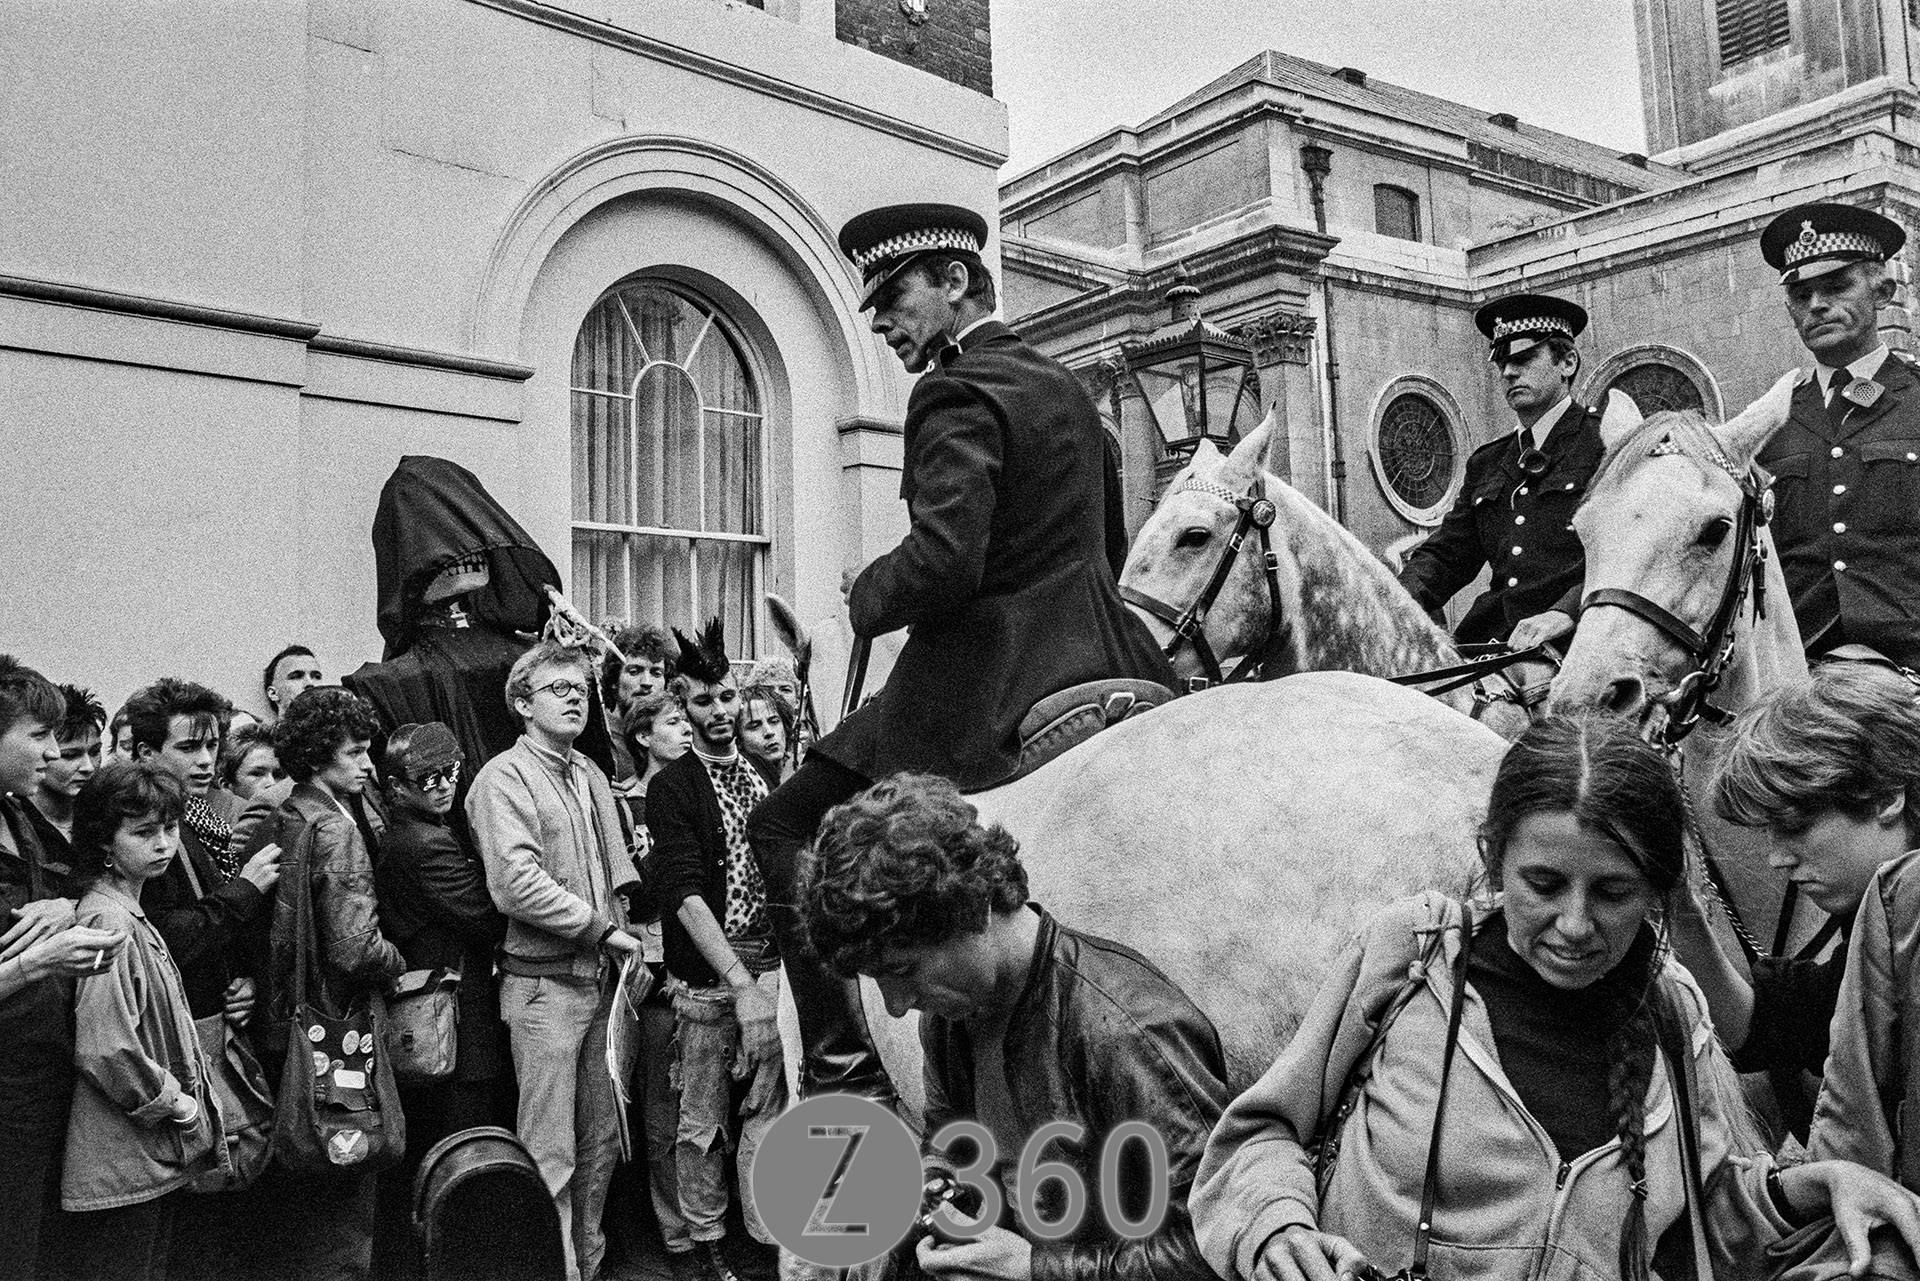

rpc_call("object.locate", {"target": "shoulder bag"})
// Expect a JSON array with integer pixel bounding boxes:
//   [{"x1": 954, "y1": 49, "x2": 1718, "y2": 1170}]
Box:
[
  {"x1": 272, "y1": 817, "x2": 407, "y2": 1172},
  {"x1": 382, "y1": 967, "x2": 460, "y2": 1084}
]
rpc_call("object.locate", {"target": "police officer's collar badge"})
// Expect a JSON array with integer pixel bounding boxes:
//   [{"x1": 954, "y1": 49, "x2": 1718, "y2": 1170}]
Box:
[
  {"x1": 1475, "y1": 292, "x2": 1588, "y2": 364},
  {"x1": 1761, "y1": 202, "x2": 1905, "y2": 285},
  {"x1": 838, "y1": 203, "x2": 990, "y2": 311},
  {"x1": 1843, "y1": 378, "x2": 1884, "y2": 408}
]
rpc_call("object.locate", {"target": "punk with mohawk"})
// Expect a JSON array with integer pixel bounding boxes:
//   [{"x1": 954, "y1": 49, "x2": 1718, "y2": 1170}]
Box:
[{"x1": 671, "y1": 617, "x2": 733, "y2": 688}]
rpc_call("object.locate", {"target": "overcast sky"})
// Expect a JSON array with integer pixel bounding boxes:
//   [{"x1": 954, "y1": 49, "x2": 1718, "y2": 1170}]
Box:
[{"x1": 992, "y1": 0, "x2": 1648, "y2": 179}]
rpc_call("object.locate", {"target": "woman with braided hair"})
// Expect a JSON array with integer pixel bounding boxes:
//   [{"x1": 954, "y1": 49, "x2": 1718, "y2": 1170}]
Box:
[{"x1": 1191, "y1": 714, "x2": 1920, "y2": 1281}]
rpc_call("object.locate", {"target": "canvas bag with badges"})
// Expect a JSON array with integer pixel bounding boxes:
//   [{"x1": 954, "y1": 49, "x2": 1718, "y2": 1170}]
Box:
[{"x1": 272, "y1": 817, "x2": 406, "y2": 1173}]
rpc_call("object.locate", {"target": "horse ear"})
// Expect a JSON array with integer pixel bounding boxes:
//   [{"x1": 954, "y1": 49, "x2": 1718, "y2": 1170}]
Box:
[
  {"x1": 1220, "y1": 417, "x2": 1273, "y2": 484},
  {"x1": 1719, "y1": 370, "x2": 1799, "y2": 468},
  {"x1": 1187, "y1": 437, "x2": 1224, "y2": 471},
  {"x1": 1598, "y1": 389, "x2": 1643, "y2": 452},
  {"x1": 1253, "y1": 406, "x2": 1288, "y2": 478}
]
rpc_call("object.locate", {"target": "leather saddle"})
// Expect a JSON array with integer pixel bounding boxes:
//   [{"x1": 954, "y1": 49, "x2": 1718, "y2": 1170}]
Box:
[{"x1": 1002, "y1": 678, "x2": 1174, "y2": 786}]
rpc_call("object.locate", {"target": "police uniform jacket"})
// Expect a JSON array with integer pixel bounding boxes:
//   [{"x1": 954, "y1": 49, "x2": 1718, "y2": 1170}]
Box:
[
  {"x1": 1396, "y1": 402, "x2": 1603, "y2": 646},
  {"x1": 814, "y1": 321, "x2": 1174, "y2": 791},
  {"x1": 1759, "y1": 353, "x2": 1920, "y2": 668}
]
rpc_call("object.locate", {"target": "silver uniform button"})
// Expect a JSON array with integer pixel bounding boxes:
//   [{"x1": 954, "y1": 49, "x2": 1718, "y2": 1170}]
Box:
[
  {"x1": 1506, "y1": 576, "x2": 1519, "y2": 587},
  {"x1": 1515, "y1": 515, "x2": 1526, "y2": 525},
  {"x1": 1835, "y1": 522, "x2": 1847, "y2": 534},
  {"x1": 1836, "y1": 560, "x2": 1848, "y2": 572},
  {"x1": 1832, "y1": 446, "x2": 1845, "y2": 458},
  {"x1": 1909, "y1": 452, "x2": 1918, "y2": 462},
  {"x1": 1518, "y1": 487, "x2": 1529, "y2": 496},
  {"x1": 1512, "y1": 545, "x2": 1524, "y2": 555},
  {"x1": 1834, "y1": 484, "x2": 1847, "y2": 495}
]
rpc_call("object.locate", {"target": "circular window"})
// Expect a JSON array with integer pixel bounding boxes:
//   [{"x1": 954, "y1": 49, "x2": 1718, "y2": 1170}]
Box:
[
  {"x1": 1603, "y1": 363, "x2": 1706, "y2": 416},
  {"x1": 1376, "y1": 392, "x2": 1458, "y2": 516}
]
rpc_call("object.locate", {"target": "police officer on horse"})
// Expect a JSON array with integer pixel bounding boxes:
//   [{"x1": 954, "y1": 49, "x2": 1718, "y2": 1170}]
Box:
[
  {"x1": 1755, "y1": 202, "x2": 1920, "y2": 673},
  {"x1": 746, "y1": 203, "x2": 1174, "y2": 1100},
  {"x1": 1397, "y1": 293, "x2": 1605, "y2": 652}
]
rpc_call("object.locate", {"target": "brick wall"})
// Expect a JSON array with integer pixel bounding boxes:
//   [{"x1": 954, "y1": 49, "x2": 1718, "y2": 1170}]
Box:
[{"x1": 836, "y1": 0, "x2": 991, "y2": 96}]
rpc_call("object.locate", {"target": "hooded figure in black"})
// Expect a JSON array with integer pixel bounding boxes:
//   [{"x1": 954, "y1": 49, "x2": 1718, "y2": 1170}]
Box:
[{"x1": 343, "y1": 456, "x2": 613, "y2": 783}]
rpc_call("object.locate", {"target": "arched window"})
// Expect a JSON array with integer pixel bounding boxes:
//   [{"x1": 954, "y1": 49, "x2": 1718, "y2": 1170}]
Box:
[
  {"x1": 1374, "y1": 185, "x2": 1421, "y2": 242},
  {"x1": 1601, "y1": 362, "x2": 1708, "y2": 416},
  {"x1": 570, "y1": 282, "x2": 767, "y2": 651},
  {"x1": 1368, "y1": 378, "x2": 1468, "y2": 526}
]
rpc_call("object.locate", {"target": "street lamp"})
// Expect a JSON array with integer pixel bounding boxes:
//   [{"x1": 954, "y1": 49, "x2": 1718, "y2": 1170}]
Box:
[{"x1": 1122, "y1": 271, "x2": 1260, "y2": 458}]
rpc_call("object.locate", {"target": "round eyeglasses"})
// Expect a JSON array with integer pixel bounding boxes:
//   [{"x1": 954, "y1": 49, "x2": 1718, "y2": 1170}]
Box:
[{"x1": 532, "y1": 679, "x2": 591, "y2": 702}]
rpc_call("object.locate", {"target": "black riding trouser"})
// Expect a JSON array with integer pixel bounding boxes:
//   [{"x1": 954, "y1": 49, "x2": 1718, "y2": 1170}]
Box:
[{"x1": 747, "y1": 754, "x2": 895, "y2": 1103}]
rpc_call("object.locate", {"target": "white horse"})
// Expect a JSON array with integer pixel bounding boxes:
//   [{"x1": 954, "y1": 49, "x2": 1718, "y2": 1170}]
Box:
[
  {"x1": 1119, "y1": 414, "x2": 1548, "y2": 738},
  {"x1": 1551, "y1": 374, "x2": 1822, "y2": 960}
]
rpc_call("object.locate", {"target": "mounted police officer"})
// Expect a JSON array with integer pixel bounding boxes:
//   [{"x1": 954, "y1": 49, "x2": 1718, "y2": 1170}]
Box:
[
  {"x1": 1756, "y1": 202, "x2": 1920, "y2": 670},
  {"x1": 1397, "y1": 293, "x2": 1605, "y2": 651},
  {"x1": 746, "y1": 202, "x2": 1173, "y2": 1101}
]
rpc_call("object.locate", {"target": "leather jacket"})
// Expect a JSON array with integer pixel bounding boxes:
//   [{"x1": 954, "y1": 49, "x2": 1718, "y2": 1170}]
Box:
[
  {"x1": 271, "y1": 782, "x2": 405, "y2": 1016},
  {"x1": 919, "y1": 906, "x2": 1228, "y2": 1281}
]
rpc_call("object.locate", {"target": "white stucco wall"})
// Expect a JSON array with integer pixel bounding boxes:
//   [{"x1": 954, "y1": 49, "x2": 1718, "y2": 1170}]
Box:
[{"x1": 0, "y1": 0, "x2": 1006, "y2": 714}]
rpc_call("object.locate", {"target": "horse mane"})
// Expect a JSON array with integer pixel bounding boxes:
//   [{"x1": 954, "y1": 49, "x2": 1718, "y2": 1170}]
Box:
[
  {"x1": 1266, "y1": 480, "x2": 1460, "y2": 679},
  {"x1": 1582, "y1": 408, "x2": 1722, "y2": 505}
]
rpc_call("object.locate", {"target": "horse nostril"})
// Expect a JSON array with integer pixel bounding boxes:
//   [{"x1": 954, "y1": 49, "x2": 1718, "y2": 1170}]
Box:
[{"x1": 1602, "y1": 676, "x2": 1644, "y2": 715}]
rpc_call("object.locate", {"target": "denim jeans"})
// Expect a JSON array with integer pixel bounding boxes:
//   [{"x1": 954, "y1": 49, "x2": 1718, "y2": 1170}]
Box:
[
  {"x1": 639, "y1": 999, "x2": 692, "y2": 1252},
  {"x1": 502, "y1": 972, "x2": 620, "y2": 1281},
  {"x1": 671, "y1": 973, "x2": 785, "y2": 1244}
]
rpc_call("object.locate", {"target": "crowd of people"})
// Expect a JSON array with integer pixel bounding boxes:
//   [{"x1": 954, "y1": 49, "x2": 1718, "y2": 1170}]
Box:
[
  {"x1": 13, "y1": 181, "x2": 1920, "y2": 1281},
  {"x1": 0, "y1": 626, "x2": 807, "y2": 1281}
]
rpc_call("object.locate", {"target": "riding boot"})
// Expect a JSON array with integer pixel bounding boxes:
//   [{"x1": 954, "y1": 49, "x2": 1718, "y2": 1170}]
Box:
[{"x1": 769, "y1": 901, "x2": 898, "y2": 1106}]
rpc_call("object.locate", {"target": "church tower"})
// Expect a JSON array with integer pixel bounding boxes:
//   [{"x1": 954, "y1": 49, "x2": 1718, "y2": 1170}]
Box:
[{"x1": 1635, "y1": 0, "x2": 1920, "y2": 158}]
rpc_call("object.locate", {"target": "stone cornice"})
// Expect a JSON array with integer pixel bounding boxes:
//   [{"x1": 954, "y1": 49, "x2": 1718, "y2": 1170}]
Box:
[
  {"x1": 1657, "y1": 78, "x2": 1920, "y2": 176},
  {"x1": 1, "y1": 271, "x2": 536, "y2": 384},
  {"x1": 1322, "y1": 262, "x2": 1477, "y2": 308},
  {"x1": 470, "y1": 0, "x2": 1005, "y2": 168},
  {"x1": 0, "y1": 272, "x2": 320, "y2": 342},
  {"x1": 1011, "y1": 224, "x2": 1334, "y2": 345},
  {"x1": 1468, "y1": 175, "x2": 1920, "y2": 296},
  {"x1": 308, "y1": 334, "x2": 534, "y2": 382}
]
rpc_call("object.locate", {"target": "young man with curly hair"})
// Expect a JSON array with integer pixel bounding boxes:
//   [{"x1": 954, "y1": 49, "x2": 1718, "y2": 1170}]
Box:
[
  {"x1": 802, "y1": 774, "x2": 1229, "y2": 1281},
  {"x1": 259, "y1": 687, "x2": 405, "y2": 1281},
  {"x1": 467, "y1": 641, "x2": 641, "y2": 1281}
]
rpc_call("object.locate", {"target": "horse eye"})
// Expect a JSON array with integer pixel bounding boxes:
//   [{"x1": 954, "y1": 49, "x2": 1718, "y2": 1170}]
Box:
[
  {"x1": 1697, "y1": 516, "x2": 1732, "y2": 549},
  {"x1": 1176, "y1": 528, "x2": 1211, "y2": 550}
]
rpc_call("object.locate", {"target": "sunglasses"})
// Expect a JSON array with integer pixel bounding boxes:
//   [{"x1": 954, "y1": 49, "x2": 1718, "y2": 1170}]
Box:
[{"x1": 413, "y1": 762, "x2": 462, "y2": 791}]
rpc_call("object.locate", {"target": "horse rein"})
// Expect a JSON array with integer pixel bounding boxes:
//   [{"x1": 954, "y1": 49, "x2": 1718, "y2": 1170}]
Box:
[
  {"x1": 1579, "y1": 440, "x2": 1775, "y2": 747},
  {"x1": 1120, "y1": 472, "x2": 1283, "y2": 691}
]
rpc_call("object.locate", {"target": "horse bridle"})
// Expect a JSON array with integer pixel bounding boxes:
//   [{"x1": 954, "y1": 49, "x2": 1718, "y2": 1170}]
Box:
[
  {"x1": 1579, "y1": 439, "x2": 1775, "y2": 747},
  {"x1": 1119, "y1": 472, "x2": 1283, "y2": 691}
]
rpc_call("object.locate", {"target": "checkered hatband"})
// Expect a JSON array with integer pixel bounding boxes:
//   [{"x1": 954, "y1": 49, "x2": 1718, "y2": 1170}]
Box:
[
  {"x1": 853, "y1": 228, "x2": 983, "y2": 273},
  {"x1": 1783, "y1": 223, "x2": 1886, "y2": 270},
  {"x1": 1491, "y1": 315, "x2": 1575, "y2": 342}
]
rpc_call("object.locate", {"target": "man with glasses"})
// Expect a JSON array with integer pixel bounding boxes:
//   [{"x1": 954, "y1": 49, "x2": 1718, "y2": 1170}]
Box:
[
  {"x1": 1397, "y1": 292, "x2": 1604, "y2": 649},
  {"x1": 467, "y1": 642, "x2": 642, "y2": 1281}
]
